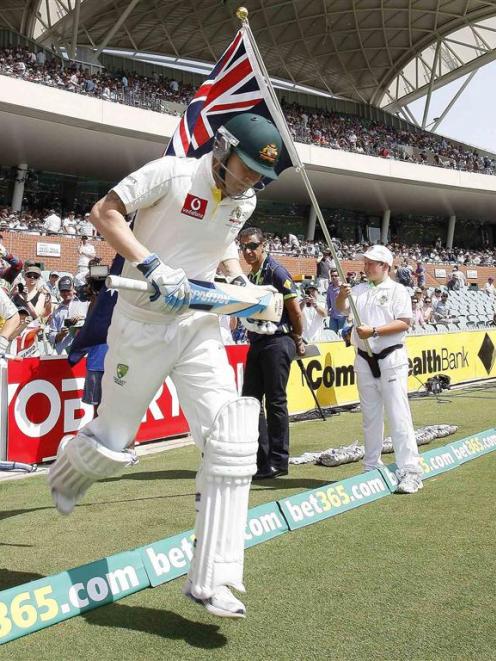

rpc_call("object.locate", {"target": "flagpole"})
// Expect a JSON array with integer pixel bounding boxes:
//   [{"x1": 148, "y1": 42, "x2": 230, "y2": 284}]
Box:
[{"x1": 236, "y1": 6, "x2": 371, "y2": 355}]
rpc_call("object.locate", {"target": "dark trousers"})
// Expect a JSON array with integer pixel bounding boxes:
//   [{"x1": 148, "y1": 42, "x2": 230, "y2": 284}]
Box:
[{"x1": 242, "y1": 334, "x2": 296, "y2": 472}]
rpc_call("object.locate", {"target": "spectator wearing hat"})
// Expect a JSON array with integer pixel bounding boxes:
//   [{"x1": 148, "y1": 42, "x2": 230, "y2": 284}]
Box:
[
  {"x1": 300, "y1": 282, "x2": 326, "y2": 342},
  {"x1": 12, "y1": 265, "x2": 52, "y2": 320},
  {"x1": 77, "y1": 234, "x2": 96, "y2": 275},
  {"x1": 47, "y1": 277, "x2": 87, "y2": 354},
  {"x1": 46, "y1": 272, "x2": 61, "y2": 303}
]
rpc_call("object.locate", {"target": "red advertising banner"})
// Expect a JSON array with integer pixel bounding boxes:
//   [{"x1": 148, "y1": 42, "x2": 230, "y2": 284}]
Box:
[{"x1": 6, "y1": 346, "x2": 248, "y2": 463}]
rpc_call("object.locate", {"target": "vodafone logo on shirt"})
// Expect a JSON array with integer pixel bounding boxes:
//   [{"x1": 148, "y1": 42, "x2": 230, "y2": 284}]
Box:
[{"x1": 181, "y1": 194, "x2": 208, "y2": 220}]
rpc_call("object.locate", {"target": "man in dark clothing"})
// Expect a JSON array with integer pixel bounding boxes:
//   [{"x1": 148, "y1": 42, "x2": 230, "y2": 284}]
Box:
[{"x1": 240, "y1": 227, "x2": 304, "y2": 479}]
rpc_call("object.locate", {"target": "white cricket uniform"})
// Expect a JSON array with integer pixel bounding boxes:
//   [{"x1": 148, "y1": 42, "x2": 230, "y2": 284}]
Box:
[
  {"x1": 84, "y1": 152, "x2": 256, "y2": 452},
  {"x1": 350, "y1": 277, "x2": 421, "y2": 475}
]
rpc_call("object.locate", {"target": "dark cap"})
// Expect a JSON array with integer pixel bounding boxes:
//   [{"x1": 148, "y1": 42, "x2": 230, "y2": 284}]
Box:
[
  {"x1": 304, "y1": 281, "x2": 318, "y2": 292},
  {"x1": 58, "y1": 276, "x2": 73, "y2": 291}
]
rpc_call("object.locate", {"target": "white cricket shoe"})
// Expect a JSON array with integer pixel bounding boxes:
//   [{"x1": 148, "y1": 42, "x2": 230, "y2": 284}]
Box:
[
  {"x1": 396, "y1": 472, "x2": 423, "y2": 494},
  {"x1": 183, "y1": 580, "x2": 246, "y2": 619}
]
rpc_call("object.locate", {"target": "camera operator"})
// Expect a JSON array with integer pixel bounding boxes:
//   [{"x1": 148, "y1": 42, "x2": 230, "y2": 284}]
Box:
[
  {"x1": 47, "y1": 276, "x2": 88, "y2": 354},
  {"x1": 300, "y1": 282, "x2": 326, "y2": 342}
]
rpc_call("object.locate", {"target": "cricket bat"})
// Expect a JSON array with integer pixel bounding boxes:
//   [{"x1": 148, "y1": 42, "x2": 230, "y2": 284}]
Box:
[{"x1": 106, "y1": 275, "x2": 284, "y2": 322}]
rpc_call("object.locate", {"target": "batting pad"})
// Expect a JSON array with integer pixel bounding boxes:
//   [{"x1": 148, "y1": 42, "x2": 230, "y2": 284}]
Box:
[
  {"x1": 48, "y1": 433, "x2": 133, "y2": 515},
  {"x1": 188, "y1": 397, "x2": 260, "y2": 599}
]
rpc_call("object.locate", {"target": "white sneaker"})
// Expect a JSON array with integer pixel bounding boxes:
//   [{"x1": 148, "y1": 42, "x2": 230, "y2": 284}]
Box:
[
  {"x1": 396, "y1": 472, "x2": 423, "y2": 494},
  {"x1": 183, "y1": 580, "x2": 246, "y2": 619}
]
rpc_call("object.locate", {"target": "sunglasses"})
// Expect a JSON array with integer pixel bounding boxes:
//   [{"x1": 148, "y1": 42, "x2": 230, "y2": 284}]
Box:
[
  {"x1": 240, "y1": 242, "x2": 261, "y2": 251},
  {"x1": 25, "y1": 273, "x2": 40, "y2": 279}
]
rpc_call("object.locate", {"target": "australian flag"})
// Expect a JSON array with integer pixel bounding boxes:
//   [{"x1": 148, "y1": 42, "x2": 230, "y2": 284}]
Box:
[{"x1": 69, "y1": 29, "x2": 292, "y2": 364}]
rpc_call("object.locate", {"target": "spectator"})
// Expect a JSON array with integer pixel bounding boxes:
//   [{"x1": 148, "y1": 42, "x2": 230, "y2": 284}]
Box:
[
  {"x1": 300, "y1": 282, "x2": 326, "y2": 342},
  {"x1": 326, "y1": 269, "x2": 347, "y2": 333},
  {"x1": 483, "y1": 276, "x2": 495, "y2": 296},
  {"x1": 77, "y1": 235, "x2": 96, "y2": 275},
  {"x1": 47, "y1": 276, "x2": 87, "y2": 354},
  {"x1": 422, "y1": 296, "x2": 434, "y2": 323},
  {"x1": 431, "y1": 288, "x2": 443, "y2": 309},
  {"x1": 316, "y1": 250, "x2": 334, "y2": 291},
  {"x1": 396, "y1": 260, "x2": 414, "y2": 287},
  {"x1": 43, "y1": 209, "x2": 62, "y2": 235},
  {"x1": 415, "y1": 262, "x2": 426, "y2": 288},
  {"x1": 448, "y1": 265, "x2": 466, "y2": 290},
  {"x1": 11, "y1": 265, "x2": 52, "y2": 321},
  {"x1": 433, "y1": 292, "x2": 451, "y2": 321},
  {"x1": 411, "y1": 296, "x2": 426, "y2": 329},
  {"x1": 46, "y1": 271, "x2": 61, "y2": 303}
]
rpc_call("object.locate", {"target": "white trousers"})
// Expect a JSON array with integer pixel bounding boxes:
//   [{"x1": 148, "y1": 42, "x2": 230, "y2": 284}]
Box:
[
  {"x1": 83, "y1": 309, "x2": 239, "y2": 452},
  {"x1": 355, "y1": 354, "x2": 421, "y2": 475}
]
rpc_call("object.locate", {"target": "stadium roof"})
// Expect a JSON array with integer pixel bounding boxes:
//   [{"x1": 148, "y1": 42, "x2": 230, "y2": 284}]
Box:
[{"x1": 3, "y1": 0, "x2": 496, "y2": 108}]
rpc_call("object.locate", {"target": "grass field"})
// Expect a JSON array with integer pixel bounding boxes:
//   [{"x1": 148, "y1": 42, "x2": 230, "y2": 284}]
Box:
[{"x1": 1, "y1": 384, "x2": 496, "y2": 660}]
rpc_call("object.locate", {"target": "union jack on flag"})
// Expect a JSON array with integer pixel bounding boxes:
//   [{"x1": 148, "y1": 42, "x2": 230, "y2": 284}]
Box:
[{"x1": 166, "y1": 29, "x2": 290, "y2": 174}]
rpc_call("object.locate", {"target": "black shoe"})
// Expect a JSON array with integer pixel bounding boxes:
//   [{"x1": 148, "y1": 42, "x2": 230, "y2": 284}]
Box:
[
  {"x1": 269, "y1": 467, "x2": 288, "y2": 478},
  {"x1": 253, "y1": 466, "x2": 288, "y2": 480}
]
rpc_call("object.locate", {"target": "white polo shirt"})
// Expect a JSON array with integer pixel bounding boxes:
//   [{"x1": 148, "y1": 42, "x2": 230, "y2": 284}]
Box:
[
  {"x1": 350, "y1": 276, "x2": 412, "y2": 354},
  {"x1": 112, "y1": 153, "x2": 256, "y2": 322}
]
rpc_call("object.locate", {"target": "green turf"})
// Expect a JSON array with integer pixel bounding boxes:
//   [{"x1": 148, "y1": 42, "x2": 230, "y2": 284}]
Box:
[{"x1": 1, "y1": 384, "x2": 496, "y2": 659}]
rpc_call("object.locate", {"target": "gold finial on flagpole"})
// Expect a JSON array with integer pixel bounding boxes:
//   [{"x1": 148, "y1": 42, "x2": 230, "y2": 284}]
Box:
[{"x1": 236, "y1": 6, "x2": 249, "y2": 22}]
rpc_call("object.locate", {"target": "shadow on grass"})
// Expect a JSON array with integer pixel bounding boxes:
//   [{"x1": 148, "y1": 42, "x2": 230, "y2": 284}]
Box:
[
  {"x1": 101, "y1": 469, "x2": 197, "y2": 483},
  {"x1": 0, "y1": 568, "x2": 46, "y2": 590},
  {"x1": 0, "y1": 506, "x2": 53, "y2": 522},
  {"x1": 253, "y1": 477, "x2": 337, "y2": 490},
  {"x1": 83, "y1": 602, "x2": 227, "y2": 649}
]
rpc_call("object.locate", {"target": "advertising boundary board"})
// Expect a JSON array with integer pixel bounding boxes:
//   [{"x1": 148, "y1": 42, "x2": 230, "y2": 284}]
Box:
[
  {"x1": 3, "y1": 330, "x2": 496, "y2": 462},
  {"x1": 1, "y1": 429, "x2": 495, "y2": 644}
]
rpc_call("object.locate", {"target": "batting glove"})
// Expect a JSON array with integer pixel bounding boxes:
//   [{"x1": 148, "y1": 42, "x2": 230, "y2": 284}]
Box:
[
  {"x1": 241, "y1": 318, "x2": 278, "y2": 335},
  {"x1": 137, "y1": 254, "x2": 191, "y2": 314}
]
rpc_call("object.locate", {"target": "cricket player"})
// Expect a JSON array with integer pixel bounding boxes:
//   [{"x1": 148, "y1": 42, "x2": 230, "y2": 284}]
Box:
[
  {"x1": 336, "y1": 245, "x2": 423, "y2": 494},
  {"x1": 48, "y1": 113, "x2": 283, "y2": 618}
]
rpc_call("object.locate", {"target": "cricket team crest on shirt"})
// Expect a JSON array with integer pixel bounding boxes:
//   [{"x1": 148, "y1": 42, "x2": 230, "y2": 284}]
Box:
[
  {"x1": 378, "y1": 293, "x2": 389, "y2": 305},
  {"x1": 227, "y1": 206, "x2": 245, "y2": 227},
  {"x1": 114, "y1": 363, "x2": 129, "y2": 386},
  {"x1": 181, "y1": 193, "x2": 208, "y2": 220}
]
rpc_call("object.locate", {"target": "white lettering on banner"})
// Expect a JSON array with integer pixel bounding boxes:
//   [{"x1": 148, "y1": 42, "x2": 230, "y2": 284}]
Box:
[
  {"x1": 145, "y1": 537, "x2": 195, "y2": 577},
  {"x1": 12, "y1": 379, "x2": 61, "y2": 437},
  {"x1": 244, "y1": 511, "x2": 284, "y2": 540},
  {"x1": 62, "y1": 378, "x2": 94, "y2": 432},
  {"x1": 9, "y1": 376, "x2": 182, "y2": 438}
]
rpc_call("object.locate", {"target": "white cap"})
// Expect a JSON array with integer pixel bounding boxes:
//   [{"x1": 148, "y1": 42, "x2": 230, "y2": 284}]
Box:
[{"x1": 361, "y1": 245, "x2": 394, "y2": 266}]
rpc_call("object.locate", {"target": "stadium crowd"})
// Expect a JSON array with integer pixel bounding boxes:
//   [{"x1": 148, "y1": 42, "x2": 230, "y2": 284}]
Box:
[
  {"x1": 1, "y1": 205, "x2": 496, "y2": 267},
  {"x1": 2, "y1": 45, "x2": 496, "y2": 176},
  {"x1": 0, "y1": 224, "x2": 494, "y2": 359}
]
